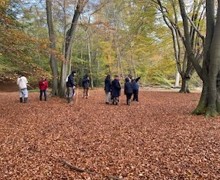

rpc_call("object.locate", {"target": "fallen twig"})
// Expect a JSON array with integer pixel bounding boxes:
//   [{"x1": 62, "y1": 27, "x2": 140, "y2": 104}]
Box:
[
  {"x1": 59, "y1": 159, "x2": 94, "y2": 174},
  {"x1": 59, "y1": 158, "x2": 123, "y2": 179}
]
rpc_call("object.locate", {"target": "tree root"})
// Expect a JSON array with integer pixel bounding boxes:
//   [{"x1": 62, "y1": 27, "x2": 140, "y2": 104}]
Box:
[
  {"x1": 205, "y1": 108, "x2": 218, "y2": 117},
  {"x1": 192, "y1": 101, "x2": 207, "y2": 115},
  {"x1": 192, "y1": 107, "x2": 205, "y2": 115},
  {"x1": 179, "y1": 88, "x2": 190, "y2": 93}
]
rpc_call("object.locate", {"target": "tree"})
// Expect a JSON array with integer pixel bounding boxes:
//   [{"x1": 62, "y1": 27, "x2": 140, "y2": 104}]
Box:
[
  {"x1": 59, "y1": 0, "x2": 88, "y2": 97},
  {"x1": 45, "y1": 0, "x2": 88, "y2": 97},
  {"x1": 46, "y1": 0, "x2": 59, "y2": 96},
  {"x1": 178, "y1": 0, "x2": 220, "y2": 116},
  {"x1": 155, "y1": 0, "x2": 205, "y2": 93}
]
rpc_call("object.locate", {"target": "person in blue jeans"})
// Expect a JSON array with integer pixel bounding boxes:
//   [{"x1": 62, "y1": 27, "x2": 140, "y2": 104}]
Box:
[{"x1": 132, "y1": 77, "x2": 141, "y2": 102}]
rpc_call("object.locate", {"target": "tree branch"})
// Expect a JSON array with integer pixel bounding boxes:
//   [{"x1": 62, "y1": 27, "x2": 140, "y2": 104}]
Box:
[{"x1": 185, "y1": 13, "x2": 205, "y2": 42}]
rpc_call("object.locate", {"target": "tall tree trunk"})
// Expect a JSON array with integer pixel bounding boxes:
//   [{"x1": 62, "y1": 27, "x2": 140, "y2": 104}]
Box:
[
  {"x1": 193, "y1": 0, "x2": 215, "y2": 116},
  {"x1": 174, "y1": 70, "x2": 180, "y2": 87},
  {"x1": 46, "y1": 0, "x2": 58, "y2": 96},
  {"x1": 178, "y1": 0, "x2": 203, "y2": 79},
  {"x1": 206, "y1": 0, "x2": 220, "y2": 116},
  {"x1": 179, "y1": 76, "x2": 190, "y2": 93},
  {"x1": 59, "y1": 1, "x2": 87, "y2": 97},
  {"x1": 87, "y1": 33, "x2": 94, "y2": 88}
]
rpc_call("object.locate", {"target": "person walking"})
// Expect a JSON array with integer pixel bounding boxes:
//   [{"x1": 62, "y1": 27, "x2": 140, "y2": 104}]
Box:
[
  {"x1": 124, "y1": 77, "x2": 133, "y2": 105},
  {"x1": 132, "y1": 76, "x2": 141, "y2": 102},
  {"x1": 82, "y1": 74, "x2": 90, "y2": 99},
  {"x1": 66, "y1": 71, "x2": 76, "y2": 103},
  {"x1": 111, "y1": 75, "x2": 121, "y2": 105},
  {"x1": 17, "y1": 74, "x2": 28, "y2": 103},
  {"x1": 39, "y1": 76, "x2": 48, "y2": 101},
  {"x1": 104, "y1": 74, "x2": 111, "y2": 104}
]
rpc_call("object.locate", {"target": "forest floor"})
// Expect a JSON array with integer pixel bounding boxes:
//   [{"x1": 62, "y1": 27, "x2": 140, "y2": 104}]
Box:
[{"x1": 0, "y1": 88, "x2": 220, "y2": 179}]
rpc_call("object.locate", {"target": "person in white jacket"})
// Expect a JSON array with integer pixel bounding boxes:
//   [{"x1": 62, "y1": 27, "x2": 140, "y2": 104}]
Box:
[{"x1": 17, "y1": 75, "x2": 28, "y2": 103}]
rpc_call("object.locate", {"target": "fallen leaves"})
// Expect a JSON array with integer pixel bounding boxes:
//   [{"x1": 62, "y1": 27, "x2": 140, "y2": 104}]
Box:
[{"x1": 0, "y1": 89, "x2": 220, "y2": 179}]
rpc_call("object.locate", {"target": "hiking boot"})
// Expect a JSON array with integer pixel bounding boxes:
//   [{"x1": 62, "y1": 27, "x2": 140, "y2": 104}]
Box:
[
  {"x1": 20, "y1": 97, "x2": 23, "y2": 103},
  {"x1": 24, "y1": 97, "x2": 28, "y2": 103}
]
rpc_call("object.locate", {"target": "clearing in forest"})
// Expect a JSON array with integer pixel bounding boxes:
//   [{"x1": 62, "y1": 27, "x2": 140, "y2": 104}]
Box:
[{"x1": 0, "y1": 89, "x2": 220, "y2": 179}]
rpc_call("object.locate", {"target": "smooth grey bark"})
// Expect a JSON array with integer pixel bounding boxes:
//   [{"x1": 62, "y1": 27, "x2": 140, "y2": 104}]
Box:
[
  {"x1": 87, "y1": 31, "x2": 94, "y2": 88},
  {"x1": 46, "y1": 0, "x2": 59, "y2": 96},
  {"x1": 59, "y1": 1, "x2": 88, "y2": 97},
  {"x1": 179, "y1": 77, "x2": 190, "y2": 93},
  {"x1": 193, "y1": 0, "x2": 216, "y2": 115},
  {"x1": 156, "y1": 0, "x2": 204, "y2": 93},
  {"x1": 206, "y1": 0, "x2": 220, "y2": 116},
  {"x1": 174, "y1": 71, "x2": 180, "y2": 87},
  {"x1": 178, "y1": 0, "x2": 220, "y2": 116},
  {"x1": 178, "y1": 0, "x2": 203, "y2": 78}
]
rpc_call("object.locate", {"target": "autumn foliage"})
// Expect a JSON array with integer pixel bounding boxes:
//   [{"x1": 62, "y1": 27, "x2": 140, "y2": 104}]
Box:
[{"x1": 0, "y1": 89, "x2": 220, "y2": 179}]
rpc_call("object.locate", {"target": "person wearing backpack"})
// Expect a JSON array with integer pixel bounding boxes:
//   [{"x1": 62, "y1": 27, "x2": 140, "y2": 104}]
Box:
[
  {"x1": 132, "y1": 76, "x2": 141, "y2": 102},
  {"x1": 66, "y1": 71, "x2": 76, "y2": 103},
  {"x1": 82, "y1": 74, "x2": 90, "y2": 99},
  {"x1": 17, "y1": 74, "x2": 29, "y2": 103}
]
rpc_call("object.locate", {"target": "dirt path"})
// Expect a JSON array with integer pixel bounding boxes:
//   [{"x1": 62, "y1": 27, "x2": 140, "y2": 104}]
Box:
[{"x1": 0, "y1": 89, "x2": 220, "y2": 179}]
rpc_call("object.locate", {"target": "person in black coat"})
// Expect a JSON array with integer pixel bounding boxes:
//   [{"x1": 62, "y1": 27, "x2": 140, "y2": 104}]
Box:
[
  {"x1": 124, "y1": 77, "x2": 133, "y2": 105},
  {"x1": 82, "y1": 74, "x2": 90, "y2": 99},
  {"x1": 66, "y1": 71, "x2": 76, "y2": 103},
  {"x1": 104, "y1": 74, "x2": 111, "y2": 104},
  {"x1": 132, "y1": 76, "x2": 141, "y2": 102},
  {"x1": 111, "y1": 75, "x2": 121, "y2": 105}
]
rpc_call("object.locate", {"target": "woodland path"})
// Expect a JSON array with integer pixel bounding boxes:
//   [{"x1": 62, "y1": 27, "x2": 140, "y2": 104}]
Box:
[{"x1": 0, "y1": 89, "x2": 220, "y2": 179}]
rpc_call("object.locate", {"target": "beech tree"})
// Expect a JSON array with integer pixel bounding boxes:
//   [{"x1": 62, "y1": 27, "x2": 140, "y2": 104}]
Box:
[
  {"x1": 45, "y1": 0, "x2": 88, "y2": 97},
  {"x1": 46, "y1": 0, "x2": 59, "y2": 96},
  {"x1": 155, "y1": 0, "x2": 205, "y2": 93},
  {"x1": 178, "y1": 0, "x2": 220, "y2": 116},
  {"x1": 59, "y1": 0, "x2": 88, "y2": 97}
]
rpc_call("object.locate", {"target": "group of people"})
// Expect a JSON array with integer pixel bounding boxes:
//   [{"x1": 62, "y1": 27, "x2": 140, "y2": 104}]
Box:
[
  {"x1": 17, "y1": 74, "x2": 49, "y2": 103},
  {"x1": 17, "y1": 71, "x2": 140, "y2": 106},
  {"x1": 65, "y1": 71, "x2": 90, "y2": 103},
  {"x1": 104, "y1": 74, "x2": 140, "y2": 105}
]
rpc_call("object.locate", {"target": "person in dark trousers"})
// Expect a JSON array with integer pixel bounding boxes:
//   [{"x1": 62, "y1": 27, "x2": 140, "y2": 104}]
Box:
[
  {"x1": 82, "y1": 74, "x2": 90, "y2": 99},
  {"x1": 124, "y1": 77, "x2": 133, "y2": 105},
  {"x1": 104, "y1": 74, "x2": 111, "y2": 104},
  {"x1": 132, "y1": 76, "x2": 141, "y2": 102},
  {"x1": 66, "y1": 71, "x2": 76, "y2": 103},
  {"x1": 39, "y1": 76, "x2": 48, "y2": 101},
  {"x1": 111, "y1": 75, "x2": 121, "y2": 105}
]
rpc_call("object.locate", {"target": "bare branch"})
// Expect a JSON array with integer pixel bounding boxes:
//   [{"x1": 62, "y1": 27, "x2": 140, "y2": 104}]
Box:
[{"x1": 185, "y1": 10, "x2": 205, "y2": 41}]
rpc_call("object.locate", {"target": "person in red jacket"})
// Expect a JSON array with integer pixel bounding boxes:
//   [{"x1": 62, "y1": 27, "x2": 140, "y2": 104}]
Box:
[{"x1": 39, "y1": 77, "x2": 48, "y2": 101}]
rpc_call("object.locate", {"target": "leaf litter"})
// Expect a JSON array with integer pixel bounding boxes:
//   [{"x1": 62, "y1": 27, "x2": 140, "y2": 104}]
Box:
[{"x1": 0, "y1": 89, "x2": 220, "y2": 179}]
